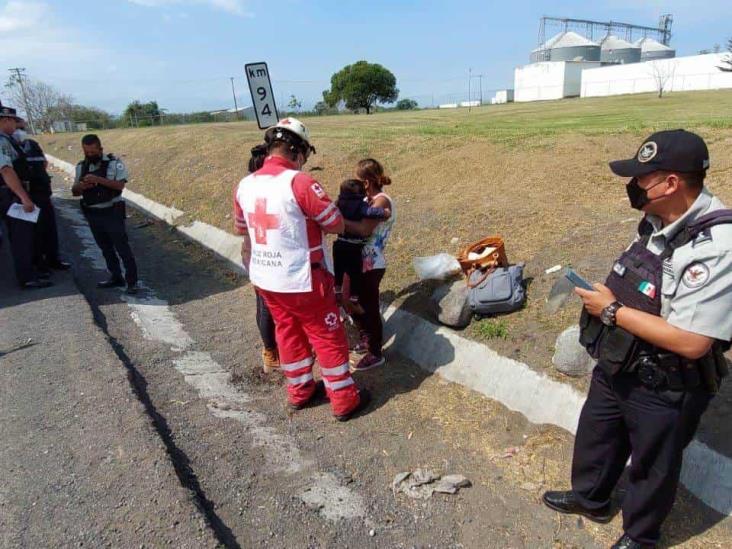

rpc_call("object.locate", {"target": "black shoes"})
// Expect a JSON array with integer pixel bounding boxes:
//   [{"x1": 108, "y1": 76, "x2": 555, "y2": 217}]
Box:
[
  {"x1": 611, "y1": 534, "x2": 654, "y2": 549},
  {"x1": 288, "y1": 380, "x2": 328, "y2": 411},
  {"x1": 22, "y1": 279, "x2": 53, "y2": 290},
  {"x1": 125, "y1": 283, "x2": 139, "y2": 295},
  {"x1": 47, "y1": 260, "x2": 71, "y2": 271},
  {"x1": 97, "y1": 277, "x2": 126, "y2": 289},
  {"x1": 335, "y1": 388, "x2": 372, "y2": 422},
  {"x1": 542, "y1": 490, "x2": 613, "y2": 524}
]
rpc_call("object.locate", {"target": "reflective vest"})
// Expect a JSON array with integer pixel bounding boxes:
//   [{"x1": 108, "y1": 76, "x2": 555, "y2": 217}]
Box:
[{"x1": 237, "y1": 168, "x2": 316, "y2": 293}]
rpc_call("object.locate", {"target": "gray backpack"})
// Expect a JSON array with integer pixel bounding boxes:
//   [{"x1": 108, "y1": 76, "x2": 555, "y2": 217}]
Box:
[{"x1": 468, "y1": 264, "x2": 526, "y2": 316}]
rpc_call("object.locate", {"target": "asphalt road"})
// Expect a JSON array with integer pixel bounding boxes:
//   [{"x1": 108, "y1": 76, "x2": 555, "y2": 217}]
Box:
[
  {"x1": 1, "y1": 178, "x2": 730, "y2": 548},
  {"x1": 0, "y1": 231, "x2": 216, "y2": 547}
]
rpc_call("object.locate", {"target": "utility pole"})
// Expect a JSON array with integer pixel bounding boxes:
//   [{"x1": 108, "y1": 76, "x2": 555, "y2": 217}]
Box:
[
  {"x1": 468, "y1": 67, "x2": 472, "y2": 112},
  {"x1": 8, "y1": 67, "x2": 36, "y2": 134},
  {"x1": 230, "y1": 77, "x2": 240, "y2": 120},
  {"x1": 474, "y1": 73, "x2": 485, "y2": 105}
]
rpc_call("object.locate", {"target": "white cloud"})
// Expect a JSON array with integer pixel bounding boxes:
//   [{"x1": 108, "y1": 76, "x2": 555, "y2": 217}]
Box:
[
  {"x1": 127, "y1": 0, "x2": 251, "y2": 17},
  {"x1": 0, "y1": 0, "x2": 48, "y2": 32}
]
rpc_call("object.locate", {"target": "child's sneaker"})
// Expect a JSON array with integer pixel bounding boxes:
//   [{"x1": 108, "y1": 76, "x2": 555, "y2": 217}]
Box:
[{"x1": 351, "y1": 353, "x2": 385, "y2": 372}]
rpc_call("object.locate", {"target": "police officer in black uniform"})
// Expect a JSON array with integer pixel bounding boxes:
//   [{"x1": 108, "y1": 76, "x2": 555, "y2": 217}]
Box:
[
  {"x1": 71, "y1": 134, "x2": 138, "y2": 294},
  {"x1": 0, "y1": 105, "x2": 51, "y2": 289},
  {"x1": 543, "y1": 130, "x2": 732, "y2": 549},
  {"x1": 13, "y1": 119, "x2": 71, "y2": 273}
]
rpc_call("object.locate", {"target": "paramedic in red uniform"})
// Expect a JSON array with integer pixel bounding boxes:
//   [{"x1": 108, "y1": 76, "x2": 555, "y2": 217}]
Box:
[{"x1": 234, "y1": 118, "x2": 371, "y2": 421}]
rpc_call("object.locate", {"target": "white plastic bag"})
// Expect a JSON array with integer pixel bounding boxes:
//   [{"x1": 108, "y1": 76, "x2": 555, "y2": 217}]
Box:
[{"x1": 413, "y1": 253, "x2": 462, "y2": 281}]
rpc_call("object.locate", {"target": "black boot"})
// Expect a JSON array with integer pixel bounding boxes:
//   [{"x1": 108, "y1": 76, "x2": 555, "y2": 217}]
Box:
[
  {"x1": 47, "y1": 259, "x2": 71, "y2": 271},
  {"x1": 542, "y1": 490, "x2": 612, "y2": 524},
  {"x1": 611, "y1": 534, "x2": 655, "y2": 549},
  {"x1": 288, "y1": 381, "x2": 329, "y2": 411},
  {"x1": 97, "y1": 276, "x2": 125, "y2": 289},
  {"x1": 22, "y1": 279, "x2": 53, "y2": 290},
  {"x1": 335, "y1": 388, "x2": 372, "y2": 422}
]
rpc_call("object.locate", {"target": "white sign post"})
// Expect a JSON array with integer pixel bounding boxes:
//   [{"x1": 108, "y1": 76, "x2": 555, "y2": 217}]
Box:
[{"x1": 245, "y1": 62, "x2": 279, "y2": 129}]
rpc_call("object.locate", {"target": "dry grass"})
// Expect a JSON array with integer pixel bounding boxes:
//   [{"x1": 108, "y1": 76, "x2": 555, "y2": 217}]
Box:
[{"x1": 38, "y1": 90, "x2": 732, "y2": 387}]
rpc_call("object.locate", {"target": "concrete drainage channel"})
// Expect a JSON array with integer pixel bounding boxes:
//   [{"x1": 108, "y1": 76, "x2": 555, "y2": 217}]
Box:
[{"x1": 47, "y1": 154, "x2": 732, "y2": 517}]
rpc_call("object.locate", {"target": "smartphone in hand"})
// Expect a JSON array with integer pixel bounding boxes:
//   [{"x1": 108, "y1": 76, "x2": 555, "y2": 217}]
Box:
[{"x1": 564, "y1": 268, "x2": 594, "y2": 291}]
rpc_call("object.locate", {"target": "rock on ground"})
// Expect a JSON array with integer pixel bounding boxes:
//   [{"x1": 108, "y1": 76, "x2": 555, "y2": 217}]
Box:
[
  {"x1": 431, "y1": 279, "x2": 472, "y2": 329},
  {"x1": 552, "y1": 325, "x2": 595, "y2": 377}
]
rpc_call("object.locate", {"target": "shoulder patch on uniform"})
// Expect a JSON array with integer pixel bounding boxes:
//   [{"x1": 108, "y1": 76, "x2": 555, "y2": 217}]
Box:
[
  {"x1": 310, "y1": 182, "x2": 325, "y2": 198},
  {"x1": 682, "y1": 262, "x2": 710, "y2": 289}
]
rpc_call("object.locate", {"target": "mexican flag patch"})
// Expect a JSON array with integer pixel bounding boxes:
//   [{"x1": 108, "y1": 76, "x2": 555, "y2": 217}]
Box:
[{"x1": 638, "y1": 281, "x2": 656, "y2": 299}]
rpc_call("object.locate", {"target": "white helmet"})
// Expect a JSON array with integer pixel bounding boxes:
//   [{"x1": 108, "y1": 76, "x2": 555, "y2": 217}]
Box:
[{"x1": 265, "y1": 117, "x2": 316, "y2": 157}]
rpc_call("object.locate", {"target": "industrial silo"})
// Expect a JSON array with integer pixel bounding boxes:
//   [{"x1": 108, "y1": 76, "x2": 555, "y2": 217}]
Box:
[
  {"x1": 531, "y1": 31, "x2": 600, "y2": 63},
  {"x1": 600, "y1": 35, "x2": 641, "y2": 64},
  {"x1": 635, "y1": 37, "x2": 676, "y2": 61}
]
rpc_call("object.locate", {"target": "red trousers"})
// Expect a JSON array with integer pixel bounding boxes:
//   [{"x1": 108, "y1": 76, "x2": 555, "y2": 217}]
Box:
[{"x1": 258, "y1": 268, "x2": 360, "y2": 416}]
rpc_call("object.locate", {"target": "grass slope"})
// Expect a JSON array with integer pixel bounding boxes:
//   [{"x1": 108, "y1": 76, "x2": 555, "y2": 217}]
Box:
[{"x1": 39, "y1": 89, "x2": 732, "y2": 385}]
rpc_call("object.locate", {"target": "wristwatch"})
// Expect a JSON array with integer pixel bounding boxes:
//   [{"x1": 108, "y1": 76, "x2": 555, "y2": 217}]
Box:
[{"x1": 601, "y1": 301, "x2": 623, "y2": 327}]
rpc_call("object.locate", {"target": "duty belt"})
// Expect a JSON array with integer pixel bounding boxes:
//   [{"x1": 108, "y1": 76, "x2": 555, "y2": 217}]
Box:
[{"x1": 633, "y1": 353, "x2": 698, "y2": 391}]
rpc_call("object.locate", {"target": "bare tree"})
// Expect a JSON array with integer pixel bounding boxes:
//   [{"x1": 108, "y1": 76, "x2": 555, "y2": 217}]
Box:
[
  {"x1": 4, "y1": 76, "x2": 73, "y2": 132},
  {"x1": 719, "y1": 38, "x2": 732, "y2": 72},
  {"x1": 649, "y1": 60, "x2": 677, "y2": 98}
]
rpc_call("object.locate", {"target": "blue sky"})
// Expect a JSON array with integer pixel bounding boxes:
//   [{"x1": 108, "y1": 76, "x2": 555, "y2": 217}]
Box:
[{"x1": 1, "y1": 0, "x2": 730, "y2": 114}]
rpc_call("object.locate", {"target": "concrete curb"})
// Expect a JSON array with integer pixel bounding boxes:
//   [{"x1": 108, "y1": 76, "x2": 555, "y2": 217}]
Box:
[{"x1": 47, "y1": 154, "x2": 732, "y2": 516}]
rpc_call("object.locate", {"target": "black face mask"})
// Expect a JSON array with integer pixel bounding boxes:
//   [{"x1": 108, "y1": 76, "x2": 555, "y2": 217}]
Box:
[{"x1": 626, "y1": 177, "x2": 666, "y2": 210}]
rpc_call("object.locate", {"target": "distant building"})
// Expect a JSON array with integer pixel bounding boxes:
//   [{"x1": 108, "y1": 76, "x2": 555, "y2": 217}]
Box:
[
  {"x1": 514, "y1": 61, "x2": 599, "y2": 102},
  {"x1": 491, "y1": 90, "x2": 514, "y2": 104},
  {"x1": 581, "y1": 52, "x2": 732, "y2": 97},
  {"x1": 209, "y1": 105, "x2": 255, "y2": 121},
  {"x1": 50, "y1": 120, "x2": 87, "y2": 133}
]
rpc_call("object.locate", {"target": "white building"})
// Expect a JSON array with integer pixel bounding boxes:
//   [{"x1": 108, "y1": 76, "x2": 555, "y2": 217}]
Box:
[
  {"x1": 491, "y1": 89, "x2": 514, "y2": 104},
  {"x1": 581, "y1": 53, "x2": 732, "y2": 98},
  {"x1": 514, "y1": 61, "x2": 599, "y2": 102}
]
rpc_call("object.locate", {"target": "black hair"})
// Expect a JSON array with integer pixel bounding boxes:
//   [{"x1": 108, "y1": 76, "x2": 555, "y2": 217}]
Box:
[
  {"x1": 340, "y1": 179, "x2": 366, "y2": 195},
  {"x1": 681, "y1": 171, "x2": 706, "y2": 190},
  {"x1": 248, "y1": 143, "x2": 268, "y2": 173},
  {"x1": 81, "y1": 134, "x2": 101, "y2": 146}
]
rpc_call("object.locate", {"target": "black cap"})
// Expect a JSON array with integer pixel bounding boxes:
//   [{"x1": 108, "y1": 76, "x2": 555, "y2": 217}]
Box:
[
  {"x1": 0, "y1": 105, "x2": 22, "y2": 121},
  {"x1": 609, "y1": 129, "x2": 710, "y2": 178}
]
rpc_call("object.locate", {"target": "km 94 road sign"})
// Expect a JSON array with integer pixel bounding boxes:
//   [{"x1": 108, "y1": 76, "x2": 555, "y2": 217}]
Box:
[{"x1": 245, "y1": 62, "x2": 279, "y2": 129}]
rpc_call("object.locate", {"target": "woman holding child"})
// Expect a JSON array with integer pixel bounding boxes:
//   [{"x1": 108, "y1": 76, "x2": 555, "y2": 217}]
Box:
[{"x1": 340, "y1": 158, "x2": 396, "y2": 372}]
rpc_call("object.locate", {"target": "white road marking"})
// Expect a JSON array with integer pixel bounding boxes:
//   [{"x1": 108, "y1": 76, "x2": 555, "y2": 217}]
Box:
[{"x1": 53, "y1": 194, "x2": 364, "y2": 519}]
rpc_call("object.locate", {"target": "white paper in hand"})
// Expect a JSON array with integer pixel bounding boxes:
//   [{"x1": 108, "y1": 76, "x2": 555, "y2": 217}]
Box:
[{"x1": 7, "y1": 203, "x2": 41, "y2": 223}]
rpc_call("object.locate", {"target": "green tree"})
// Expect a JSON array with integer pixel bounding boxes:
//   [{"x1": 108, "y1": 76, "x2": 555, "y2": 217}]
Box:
[
  {"x1": 287, "y1": 95, "x2": 302, "y2": 112},
  {"x1": 323, "y1": 61, "x2": 398, "y2": 114},
  {"x1": 396, "y1": 98, "x2": 418, "y2": 110},
  {"x1": 313, "y1": 101, "x2": 339, "y2": 116},
  {"x1": 123, "y1": 100, "x2": 161, "y2": 127}
]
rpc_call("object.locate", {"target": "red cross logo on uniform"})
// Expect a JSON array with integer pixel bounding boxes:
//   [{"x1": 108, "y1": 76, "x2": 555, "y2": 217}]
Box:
[{"x1": 247, "y1": 198, "x2": 280, "y2": 245}]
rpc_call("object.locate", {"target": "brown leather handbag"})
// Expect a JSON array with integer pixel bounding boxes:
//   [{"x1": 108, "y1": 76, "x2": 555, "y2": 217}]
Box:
[{"x1": 457, "y1": 236, "x2": 508, "y2": 288}]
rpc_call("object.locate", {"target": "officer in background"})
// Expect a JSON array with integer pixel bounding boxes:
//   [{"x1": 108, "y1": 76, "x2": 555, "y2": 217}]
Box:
[
  {"x1": 0, "y1": 105, "x2": 51, "y2": 289},
  {"x1": 14, "y1": 119, "x2": 70, "y2": 273},
  {"x1": 543, "y1": 130, "x2": 732, "y2": 549},
  {"x1": 71, "y1": 134, "x2": 138, "y2": 294}
]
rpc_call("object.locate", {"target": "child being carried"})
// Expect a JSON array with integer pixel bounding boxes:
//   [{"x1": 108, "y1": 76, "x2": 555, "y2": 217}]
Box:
[{"x1": 334, "y1": 179, "x2": 391, "y2": 315}]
